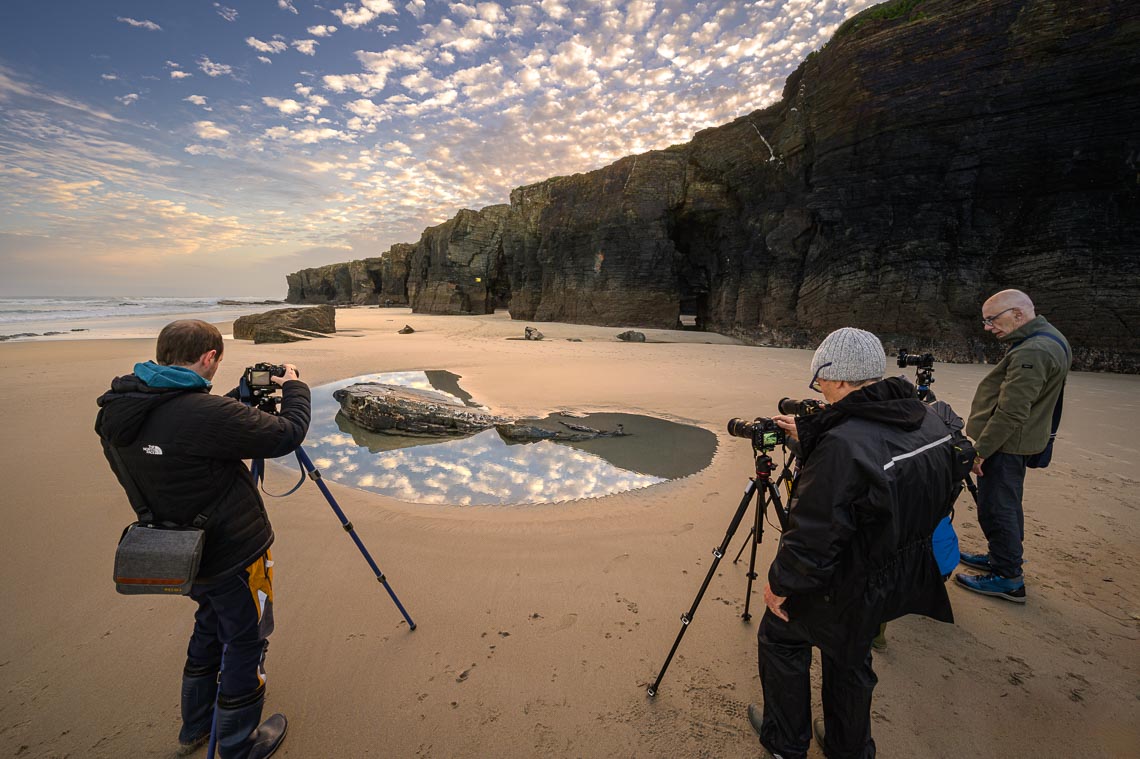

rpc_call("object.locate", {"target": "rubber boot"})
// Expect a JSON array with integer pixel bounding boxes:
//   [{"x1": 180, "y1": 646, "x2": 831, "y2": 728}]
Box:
[
  {"x1": 178, "y1": 667, "x2": 218, "y2": 755},
  {"x1": 215, "y1": 686, "x2": 288, "y2": 759}
]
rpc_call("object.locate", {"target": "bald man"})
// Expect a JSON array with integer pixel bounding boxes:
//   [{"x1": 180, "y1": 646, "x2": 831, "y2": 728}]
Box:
[{"x1": 956, "y1": 290, "x2": 1070, "y2": 603}]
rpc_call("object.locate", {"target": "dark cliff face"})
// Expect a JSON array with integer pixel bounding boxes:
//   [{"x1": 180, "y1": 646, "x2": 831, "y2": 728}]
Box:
[{"x1": 286, "y1": 0, "x2": 1140, "y2": 371}]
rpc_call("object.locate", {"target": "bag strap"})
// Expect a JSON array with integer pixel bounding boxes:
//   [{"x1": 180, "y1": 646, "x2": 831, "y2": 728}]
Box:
[
  {"x1": 107, "y1": 445, "x2": 217, "y2": 529},
  {"x1": 1009, "y1": 331, "x2": 1068, "y2": 439},
  {"x1": 1013, "y1": 331, "x2": 1071, "y2": 361},
  {"x1": 107, "y1": 445, "x2": 156, "y2": 524}
]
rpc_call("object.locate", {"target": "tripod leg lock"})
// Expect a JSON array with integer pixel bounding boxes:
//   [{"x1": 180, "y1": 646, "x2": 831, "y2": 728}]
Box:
[
  {"x1": 746, "y1": 572, "x2": 757, "y2": 580},
  {"x1": 712, "y1": 548, "x2": 723, "y2": 558},
  {"x1": 307, "y1": 468, "x2": 322, "y2": 481},
  {"x1": 680, "y1": 613, "x2": 691, "y2": 626},
  {"x1": 342, "y1": 521, "x2": 354, "y2": 532},
  {"x1": 376, "y1": 573, "x2": 387, "y2": 583}
]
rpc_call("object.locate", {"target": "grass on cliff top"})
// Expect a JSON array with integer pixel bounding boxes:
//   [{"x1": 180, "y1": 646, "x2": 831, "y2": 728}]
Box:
[{"x1": 836, "y1": 0, "x2": 931, "y2": 39}]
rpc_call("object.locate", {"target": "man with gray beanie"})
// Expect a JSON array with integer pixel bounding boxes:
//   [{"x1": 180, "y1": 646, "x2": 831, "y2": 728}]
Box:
[{"x1": 747, "y1": 327, "x2": 957, "y2": 759}]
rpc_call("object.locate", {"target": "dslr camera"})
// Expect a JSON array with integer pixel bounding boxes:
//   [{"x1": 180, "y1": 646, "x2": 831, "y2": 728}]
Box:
[
  {"x1": 240, "y1": 363, "x2": 294, "y2": 413},
  {"x1": 727, "y1": 417, "x2": 786, "y2": 450},
  {"x1": 243, "y1": 362, "x2": 287, "y2": 389},
  {"x1": 896, "y1": 349, "x2": 934, "y2": 370}
]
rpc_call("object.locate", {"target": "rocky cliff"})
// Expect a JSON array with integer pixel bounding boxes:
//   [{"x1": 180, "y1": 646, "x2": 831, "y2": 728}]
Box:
[{"x1": 286, "y1": 0, "x2": 1140, "y2": 371}]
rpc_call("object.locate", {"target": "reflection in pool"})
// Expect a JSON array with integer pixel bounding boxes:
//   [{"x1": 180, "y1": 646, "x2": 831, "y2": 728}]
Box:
[{"x1": 298, "y1": 372, "x2": 717, "y2": 506}]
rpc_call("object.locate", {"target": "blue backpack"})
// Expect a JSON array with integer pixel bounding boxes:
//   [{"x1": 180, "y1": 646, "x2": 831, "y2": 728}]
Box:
[{"x1": 932, "y1": 516, "x2": 959, "y2": 578}]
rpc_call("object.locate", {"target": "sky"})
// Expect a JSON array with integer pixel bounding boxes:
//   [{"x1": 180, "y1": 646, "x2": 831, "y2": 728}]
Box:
[{"x1": 0, "y1": 0, "x2": 877, "y2": 297}]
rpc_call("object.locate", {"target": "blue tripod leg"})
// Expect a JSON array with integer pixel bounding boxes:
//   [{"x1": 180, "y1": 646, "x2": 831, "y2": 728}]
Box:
[{"x1": 293, "y1": 448, "x2": 417, "y2": 630}]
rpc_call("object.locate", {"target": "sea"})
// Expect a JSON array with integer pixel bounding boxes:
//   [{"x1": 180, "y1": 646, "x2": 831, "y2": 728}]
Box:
[{"x1": 0, "y1": 296, "x2": 290, "y2": 342}]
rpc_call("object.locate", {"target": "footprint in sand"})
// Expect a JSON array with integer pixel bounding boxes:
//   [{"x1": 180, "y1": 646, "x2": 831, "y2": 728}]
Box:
[
  {"x1": 603, "y1": 554, "x2": 630, "y2": 574},
  {"x1": 672, "y1": 523, "x2": 694, "y2": 536}
]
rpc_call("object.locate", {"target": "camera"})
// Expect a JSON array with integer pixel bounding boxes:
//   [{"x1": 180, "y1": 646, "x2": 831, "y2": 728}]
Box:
[
  {"x1": 896, "y1": 349, "x2": 934, "y2": 369},
  {"x1": 778, "y1": 397, "x2": 828, "y2": 416},
  {"x1": 240, "y1": 363, "x2": 295, "y2": 413},
  {"x1": 243, "y1": 362, "x2": 287, "y2": 389},
  {"x1": 727, "y1": 417, "x2": 786, "y2": 450}
]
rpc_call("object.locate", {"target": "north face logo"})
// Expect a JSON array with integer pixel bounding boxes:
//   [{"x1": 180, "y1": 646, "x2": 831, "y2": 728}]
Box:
[{"x1": 143, "y1": 445, "x2": 163, "y2": 455}]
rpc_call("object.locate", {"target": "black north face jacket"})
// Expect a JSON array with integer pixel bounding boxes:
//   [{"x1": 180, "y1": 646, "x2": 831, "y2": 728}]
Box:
[
  {"x1": 96, "y1": 375, "x2": 311, "y2": 583},
  {"x1": 769, "y1": 377, "x2": 955, "y2": 662}
]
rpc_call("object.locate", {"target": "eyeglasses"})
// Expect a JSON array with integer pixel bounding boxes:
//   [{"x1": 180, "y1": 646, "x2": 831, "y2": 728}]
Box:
[
  {"x1": 982, "y1": 307, "x2": 1017, "y2": 327},
  {"x1": 809, "y1": 362, "x2": 832, "y2": 393}
]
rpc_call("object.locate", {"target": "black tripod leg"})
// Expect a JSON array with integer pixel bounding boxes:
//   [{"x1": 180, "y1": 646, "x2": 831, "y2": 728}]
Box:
[
  {"x1": 741, "y1": 485, "x2": 765, "y2": 621},
  {"x1": 732, "y1": 526, "x2": 755, "y2": 564},
  {"x1": 294, "y1": 448, "x2": 417, "y2": 630},
  {"x1": 963, "y1": 474, "x2": 979, "y2": 504},
  {"x1": 647, "y1": 480, "x2": 758, "y2": 697}
]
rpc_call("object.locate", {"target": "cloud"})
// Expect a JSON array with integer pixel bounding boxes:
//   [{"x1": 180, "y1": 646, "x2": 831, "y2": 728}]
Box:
[
  {"x1": 0, "y1": 65, "x2": 123, "y2": 122},
  {"x1": 246, "y1": 36, "x2": 288, "y2": 54},
  {"x1": 197, "y1": 57, "x2": 234, "y2": 77},
  {"x1": 214, "y1": 3, "x2": 238, "y2": 21},
  {"x1": 308, "y1": 25, "x2": 338, "y2": 37},
  {"x1": 116, "y1": 93, "x2": 139, "y2": 106},
  {"x1": 184, "y1": 95, "x2": 209, "y2": 106},
  {"x1": 262, "y1": 97, "x2": 304, "y2": 115},
  {"x1": 278, "y1": 0, "x2": 299, "y2": 14},
  {"x1": 333, "y1": 0, "x2": 398, "y2": 29},
  {"x1": 116, "y1": 17, "x2": 162, "y2": 32},
  {"x1": 257, "y1": 56, "x2": 273, "y2": 65},
  {"x1": 101, "y1": 74, "x2": 118, "y2": 81},
  {"x1": 406, "y1": 0, "x2": 426, "y2": 19},
  {"x1": 170, "y1": 70, "x2": 193, "y2": 80},
  {"x1": 193, "y1": 120, "x2": 229, "y2": 140},
  {"x1": 292, "y1": 39, "x2": 319, "y2": 56}
]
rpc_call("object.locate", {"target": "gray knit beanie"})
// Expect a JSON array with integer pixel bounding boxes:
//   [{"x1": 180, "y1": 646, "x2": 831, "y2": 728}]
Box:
[{"x1": 810, "y1": 327, "x2": 886, "y2": 382}]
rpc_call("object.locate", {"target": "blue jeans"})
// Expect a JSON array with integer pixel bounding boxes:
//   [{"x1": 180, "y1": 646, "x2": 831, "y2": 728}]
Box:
[
  {"x1": 185, "y1": 552, "x2": 275, "y2": 702},
  {"x1": 977, "y1": 452, "x2": 1028, "y2": 578}
]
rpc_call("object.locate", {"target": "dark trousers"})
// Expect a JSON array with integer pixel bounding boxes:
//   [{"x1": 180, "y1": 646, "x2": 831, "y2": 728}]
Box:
[
  {"x1": 757, "y1": 612, "x2": 877, "y2": 759},
  {"x1": 977, "y1": 452, "x2": 1028, "y2": 578},
  {"x1": 186, "y1": 552, "x2": 275, "y2": 702}
]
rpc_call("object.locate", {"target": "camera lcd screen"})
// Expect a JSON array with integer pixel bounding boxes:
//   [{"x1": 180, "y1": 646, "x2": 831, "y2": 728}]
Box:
[{"x1": 251, "y1": 371, "x2": 271, "y2": 385}]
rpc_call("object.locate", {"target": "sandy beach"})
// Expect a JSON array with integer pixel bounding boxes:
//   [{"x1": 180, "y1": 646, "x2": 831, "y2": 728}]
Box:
[{"x1": 1, "y1": 308, "x2": 1137, "y2": 758}]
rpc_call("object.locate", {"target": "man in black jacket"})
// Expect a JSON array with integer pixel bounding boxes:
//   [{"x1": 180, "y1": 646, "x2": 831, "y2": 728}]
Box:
[
  {"x1": 95, "y1": 320, "x2": 310, "y2": 759},
  {"x1": 747, "y1": 328, "x2": 956, "y2": 759}
]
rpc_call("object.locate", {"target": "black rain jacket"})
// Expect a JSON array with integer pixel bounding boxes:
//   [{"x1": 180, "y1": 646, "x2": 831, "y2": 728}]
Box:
[
  {"x1": 769, "y1": 377, "x2": 955, "y2": 662},
  {"x1": 95, "y1": 374, "x2": 311, "y2": 583}
]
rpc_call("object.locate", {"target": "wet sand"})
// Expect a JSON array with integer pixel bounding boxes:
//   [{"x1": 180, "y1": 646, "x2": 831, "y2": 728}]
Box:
[{"x1": 1, "y1": 308, "x2": 1137, "y2": 758}]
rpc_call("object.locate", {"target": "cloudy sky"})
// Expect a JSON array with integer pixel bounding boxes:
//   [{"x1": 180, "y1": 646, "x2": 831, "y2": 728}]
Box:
[{"x1": 0, "y1": 0, "x2": 875, "y2": 297}]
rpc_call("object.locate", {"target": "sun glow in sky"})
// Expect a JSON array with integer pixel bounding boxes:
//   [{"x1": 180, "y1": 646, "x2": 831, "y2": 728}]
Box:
[{"x1": 0, "y1": 0, "x2": 875, "y2": 296}]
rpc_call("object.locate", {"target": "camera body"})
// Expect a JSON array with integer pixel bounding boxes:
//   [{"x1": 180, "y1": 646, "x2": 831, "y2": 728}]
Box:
[
  {"x1": 727, "y1": 417, "x2": 786, "y2": 450},
  {"x1": 240, "y1": 363, "x2": 289, "y2": 413},
  {"x1": 243, "y1": 362, "x2": 287, "y2": 389},
  {"x1": 778, "y1": 397, "x2": 828, "y2": 416},
  {"x1": 896, "y1": 349, "x2": 934, "y2": 369}
]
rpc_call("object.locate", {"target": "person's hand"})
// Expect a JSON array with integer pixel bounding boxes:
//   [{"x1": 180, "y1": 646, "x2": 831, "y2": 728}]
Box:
[
  {"x1": 764, "y1": 584, "x2": 789, "y2": 622},
  {"x1": 773, "y1": 414, "x2": 799, "y2": 442},
  {"x1": 971, "y1": 456, "x2": 984, "y2": 477},
  {"x1": 272, "y1": 364, "x2": 300, "y2": 385}
]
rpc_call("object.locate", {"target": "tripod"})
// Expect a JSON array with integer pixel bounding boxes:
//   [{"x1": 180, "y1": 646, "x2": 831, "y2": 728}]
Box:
[
  {"x1": 250, "y1": 450, "x2": 417, "y2": 630},
  {"x1": 241, "y1": 379, "x2": 416, "y2": 630},
  {"x1": 647, "y1": 448, "x2": 789, "y2": 697}
]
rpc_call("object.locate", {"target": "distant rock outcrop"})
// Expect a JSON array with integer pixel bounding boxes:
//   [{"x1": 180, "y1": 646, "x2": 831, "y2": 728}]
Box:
[
  {"x1": 285, "y1": 0, "x2": 1140, "y2": 371},
  {"x1": 233, "y1": 305, "x2": 336, "y2": 344}
]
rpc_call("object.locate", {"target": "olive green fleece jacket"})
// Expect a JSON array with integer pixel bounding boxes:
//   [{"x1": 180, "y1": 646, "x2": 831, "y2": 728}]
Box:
[{"x1": 967, "y1": 316, "x2": 1071, "y2": 459}]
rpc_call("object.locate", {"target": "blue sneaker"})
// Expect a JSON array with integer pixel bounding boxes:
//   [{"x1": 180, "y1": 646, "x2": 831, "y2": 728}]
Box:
[
  {"x1": 958, "y1": 551, "x2": 991, "y2": 571},
  {"x1": 955, "y1": 572, "x2": 1026, "y2": 603}
]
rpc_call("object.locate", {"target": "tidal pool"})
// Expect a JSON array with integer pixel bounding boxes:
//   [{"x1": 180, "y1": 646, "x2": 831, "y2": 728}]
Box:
[{"x1": 298, "y1": 371, "x2": 717, "y2": 506}]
